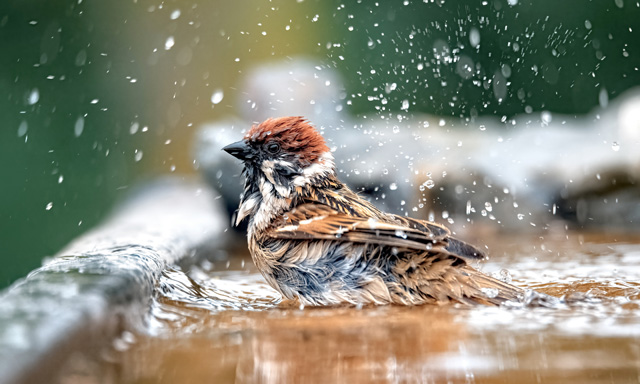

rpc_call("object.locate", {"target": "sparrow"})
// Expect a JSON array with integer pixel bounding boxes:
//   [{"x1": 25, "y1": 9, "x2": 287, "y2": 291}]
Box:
[{"x1": 223, "y1": 116, "x2": 523, "y2": 306}]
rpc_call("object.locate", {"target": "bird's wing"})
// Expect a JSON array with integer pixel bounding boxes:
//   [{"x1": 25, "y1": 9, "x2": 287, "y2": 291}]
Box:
[
  {"x1": 393, "y1": 215, "x2": 486, "y2": 261},
  {"x1": 269, "y1": 203, "x2": 485, "y2": 261}
]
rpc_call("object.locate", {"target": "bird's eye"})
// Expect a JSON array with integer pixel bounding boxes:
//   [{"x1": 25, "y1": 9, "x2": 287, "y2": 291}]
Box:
[{"x1": 266, "y1": 142, "x2": 281, "y2": 154}]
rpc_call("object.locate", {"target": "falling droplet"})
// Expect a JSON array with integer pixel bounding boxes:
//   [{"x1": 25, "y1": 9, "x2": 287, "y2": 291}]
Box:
[
  {"x1": 211, "y1": 89, "x2": 224, "y2": 105},
  {"x1": 74, "y1": 116, "x2": 85, "y2": 137},
  {"x1": 517, "y1": 213, "x2": 525, "y2": 220},
  {"x1": 130, "y1": 122, "x2": 140, "y2": 135},
  {"x1": 45, "y1": 202, "x2": 53, "y2": 211},
  {"x1": 389, "y1": 183, "x2": 398, "y2": 191},
  {"x1": 424, "y1": 180, "x2": 435, "y2": 189},
  {"x1": 134, "y1": 149, "x2": 143, "y2": 162},
  {"x1": 17, "y1": 121, "x2": 28, "y2": 137},
  {"x1": 164, "y1": 36, "x2": 175, "y2": 50},
  {"x1": 28, "y1": 89, "x2": 40, "y2": 105},
  {"x1": 469, "y1": 28, "x2": 481, "y2": 48},
  {"x1": 170, "y1": 9, "x2": 181, "y2": 19},
  {"x1": 611, "y1": 142, "x2": 620, "y2": 151},
  {"x1": 58, "y1": 175, "x2": 64, "y2": 184},
  {"x1": 599, "y1": 88, "x2": 609, "y2": 108}
]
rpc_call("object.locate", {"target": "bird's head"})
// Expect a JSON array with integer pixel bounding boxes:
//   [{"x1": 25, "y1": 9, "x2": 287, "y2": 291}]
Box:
[{"x1": 223, "y1": 116, "x2": 335, "y2": 195}]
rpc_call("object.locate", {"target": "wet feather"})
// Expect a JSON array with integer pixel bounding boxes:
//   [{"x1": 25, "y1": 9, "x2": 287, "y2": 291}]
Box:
[{"x1": 226, "y1": 116, "x2": 524, "y2": 306}]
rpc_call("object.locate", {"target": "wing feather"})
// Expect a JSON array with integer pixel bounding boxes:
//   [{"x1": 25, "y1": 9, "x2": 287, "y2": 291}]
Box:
[{"x1": 269, "y1": 203, "x2": 485, "y2": 261}]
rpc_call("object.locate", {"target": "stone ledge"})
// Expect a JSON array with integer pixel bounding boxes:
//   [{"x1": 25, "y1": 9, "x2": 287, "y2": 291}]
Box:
[{"x1": 0, "y1": 178, "x2": 227, "y2": 384}]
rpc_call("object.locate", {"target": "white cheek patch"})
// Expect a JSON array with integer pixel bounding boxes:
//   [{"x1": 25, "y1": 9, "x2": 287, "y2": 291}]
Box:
[
  {"x1": 261, "y1": 159, "x2": 296, "y2": 198},
  {"x1": 293, "y1": 151, "x2": 335, "y2": 187},
  {"x1": 261, "y1": 160, "x2": 277, "y2": 184}
]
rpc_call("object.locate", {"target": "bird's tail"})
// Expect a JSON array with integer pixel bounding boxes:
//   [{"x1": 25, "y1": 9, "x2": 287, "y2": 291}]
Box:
[{"x1": 461, "y1": 266, "x2": 525, "y2": 305}]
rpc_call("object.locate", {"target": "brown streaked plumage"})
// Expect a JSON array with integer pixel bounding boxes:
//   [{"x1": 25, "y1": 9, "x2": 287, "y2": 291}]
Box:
[{"x1": 223, "y1": 116, "x2": 524, "y2": 306}]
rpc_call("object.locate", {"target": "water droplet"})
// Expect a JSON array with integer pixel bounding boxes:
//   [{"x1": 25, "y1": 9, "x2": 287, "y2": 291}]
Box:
[
  {"x1": 493, "y1": 70, "x2": 507, "y2": 102},
  {"x1": 401, "y1": 99, "x2": 409, "y2": 111},
  {"x1": 389, "y1": 183, "x2": 398, "y2": 191},
  {"x1": 28, "y1": 89, "x2": 40, "y2": 105},
  {"x1": 499, "y1": 269, "x2": 512, "y2": 283},
  {"x1": 517, "y1": 213, "x2": 524, "y2": 220},
  {"x1": 615, "y1": 0, "x2": 624, "y2": 8},
  {"x1": 17, "y1": 121, "x2": 28, "y2": 137},
  {"x1": 170, "y1": 9, "x2": 181, "y2": 19},
  {"x1": 211, "y1": 89, "x2": 224, "y2": 105},
  {"x1": 469, "y1": 27, "x2": 481, "y2": 48},
  {"x1": 599, "y1": 88, "x2": 609, "y2": 108},
  {"x1": 424, "y1": 180, "x2": 435, "y2": 189},
  {"x1": 479, "y1": 124, "x2": 486, "y2": 131},
  {"x1": 75, "y1": 50, "x2": 87, "y2": 66},
  {"x1": 130, "y1": 122, "x2": 140, "y2": 135},
  {"x1": 541, "y1": 111, "x2": 552, "y2": 125},
  {"x1": 481, "y1": 287, "x2": 499, "y2": 298},
  {"x1": 134, "y1": 149, "x2": 143, "y2": 162},
  {"x1": 45, "y1": 202, "x2": 53, "y2": 211},
  {"x1": 611, "y1": 142, "x2": 620, "y2": 151},
  {"x1": 74, "y1": 116, "x2": 84, "y2": 137},
  {"x1": 58, "y1": 175, "x2": 64, "y2": 184},
  {"x1": 164, "y1": 36, "x2": 175, "y2": 50},
  {"x1": 395, "y1": 230, "x2": 408, "y2": 239},
  {"x1": 392, "y1": 125, "x2": 400, "y2": 133}
]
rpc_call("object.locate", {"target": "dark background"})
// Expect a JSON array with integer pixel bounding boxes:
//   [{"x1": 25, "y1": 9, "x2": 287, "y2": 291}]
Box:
[{"x1": 1, "y1": 0, "x2": 638, "y2": 287}]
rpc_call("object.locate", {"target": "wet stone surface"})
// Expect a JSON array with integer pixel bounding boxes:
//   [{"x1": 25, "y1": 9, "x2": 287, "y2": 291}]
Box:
[{"x1": 99, "y1": 233, "x2": 640, "y2": 384}]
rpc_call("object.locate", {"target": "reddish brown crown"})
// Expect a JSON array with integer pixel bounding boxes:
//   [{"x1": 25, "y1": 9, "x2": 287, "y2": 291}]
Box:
[{"x1": 245, "y1": 116, "x2": 330, "y2": 166}]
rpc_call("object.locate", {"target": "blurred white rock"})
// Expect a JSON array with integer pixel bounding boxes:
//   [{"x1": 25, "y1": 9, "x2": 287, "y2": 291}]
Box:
[{"x1": 194, "y1": 57, "x2": 640, "y2": 233}]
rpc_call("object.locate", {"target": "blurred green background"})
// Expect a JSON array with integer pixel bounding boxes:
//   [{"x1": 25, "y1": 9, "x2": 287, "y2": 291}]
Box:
[{"x1": 1, "y1": 0, "x2": 638, "y2": 288}]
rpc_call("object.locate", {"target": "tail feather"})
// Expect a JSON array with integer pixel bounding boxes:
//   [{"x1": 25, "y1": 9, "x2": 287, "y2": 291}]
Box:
[{"x1": 462, "y1": 266, "x2": 524, "y2": 304}]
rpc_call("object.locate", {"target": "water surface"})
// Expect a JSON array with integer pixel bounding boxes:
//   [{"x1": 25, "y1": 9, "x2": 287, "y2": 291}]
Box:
[{"x1": 112, "y1": 233, "x2": 640, "y2": 383}]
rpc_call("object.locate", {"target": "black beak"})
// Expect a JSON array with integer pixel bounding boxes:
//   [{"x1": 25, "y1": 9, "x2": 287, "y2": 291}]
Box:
[{"x1": 222, "y1": 140, "x2": 252, "y2": 161}]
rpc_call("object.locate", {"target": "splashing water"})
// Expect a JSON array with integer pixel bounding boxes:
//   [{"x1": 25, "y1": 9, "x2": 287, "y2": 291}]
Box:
[{"x1": 108, "y1": 233, "x2": 640, "y2": 383}]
